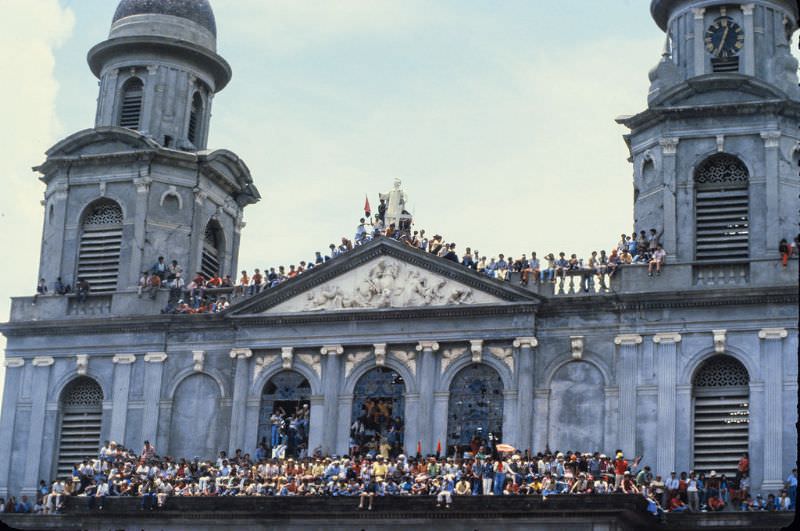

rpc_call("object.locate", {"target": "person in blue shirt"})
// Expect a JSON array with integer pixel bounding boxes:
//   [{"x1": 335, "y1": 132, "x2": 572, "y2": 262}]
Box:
[{"x1": 786, "y1": 468, "x2": 797, "y2": 509}]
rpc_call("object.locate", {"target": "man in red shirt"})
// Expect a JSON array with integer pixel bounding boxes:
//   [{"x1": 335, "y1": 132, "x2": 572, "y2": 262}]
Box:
[{"x1": 613, "y1": 451, "x2": 628, "y2": 492}]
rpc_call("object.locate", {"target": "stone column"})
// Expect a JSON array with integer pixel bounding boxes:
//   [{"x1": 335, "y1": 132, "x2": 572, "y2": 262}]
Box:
[
  {"x1": 415, "y1": 341, "x2": 439, "y2": 455},
  {"x1": 513, "y1": 337, "x2": 538, "y2": 454},
  {"x1": 307, "y1": 395, "x2": 325, "y2": 455},
  {"x1": 320, "y1": 345, "x2": 344, "y2": 454},
  {"x1": 0, "y1": 358, "x2": 25, "y2": 497},
  {"x1": 604, "y1": 386, "x2": 619, "y2": 452},
  {"x1": 747, "y1": 381, "x2": 765, "y2": 491},
  {"x1": 674, "y1": 384, "x2": 693, "y2": 473},
  {"x1": 653, "y1": 333, "x2": 681, "y2": 477},
  {"x1": 404, "y1": 393, "x2": 420, "y2": 456},
  {"x1": 142, "y1": 352, "x2": 167, "y2": 448},
  {"x1": 335, "y1": 394, "x2": 353, "y2": 455},
  {"x1": 759, "y1": 328, "x2": 787, "y2": 491},
  {"x1": 741, "y1": 4, "x2": 755, "y2": 76},
  {"x1": 433, "y1": 392, "x2": 449, "y2": 456},
  {"x1": 109, "y1": 354, "x2": 136, "y2": 445},
  {"x1": 692, "y1": 7, "x2": 706, "y2": 77},
  {"x1": 502, "y1": 389, "x2": 519, "y2": 448},
  {"x1": 23, "y1": 356, "x2": 54, "y2": 495},
  {"x1": 532, "y1": 388, "x2": 550, "y2": 452},
  {"x1": 228, "y1": 348, "x2": 252, "y2": 454},
  {"x1": 761, "y1": 132, "x2": 781, "y2": 259},
  {"x1": 659, "y1": 138, "x2": 679, "y2": 258},
  {"x1": 614, "y1": 334, "x2": 642, "y2": 457}
]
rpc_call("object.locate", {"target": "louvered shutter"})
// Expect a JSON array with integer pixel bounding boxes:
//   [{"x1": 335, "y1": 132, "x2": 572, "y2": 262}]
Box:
[
  {"x1": 56, "y1": 378, "x2": 103, "y2": 478},
  {"x1": 695, "y1": 155, "x2": 749, "y2": 261},
  {"x1": 77, "y1": 202, "x2": 123, "y2": 293}
]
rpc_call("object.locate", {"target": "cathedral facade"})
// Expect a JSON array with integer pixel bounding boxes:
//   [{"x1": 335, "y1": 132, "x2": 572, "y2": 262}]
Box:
[{"x1": 0, "y1": 0, "x2": 797, "y2": 500}]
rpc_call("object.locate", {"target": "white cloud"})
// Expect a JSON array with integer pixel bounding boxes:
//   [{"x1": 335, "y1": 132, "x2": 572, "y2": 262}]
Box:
[{"x1": 0, "y1": 0, "x2": 75, "y2": 404}]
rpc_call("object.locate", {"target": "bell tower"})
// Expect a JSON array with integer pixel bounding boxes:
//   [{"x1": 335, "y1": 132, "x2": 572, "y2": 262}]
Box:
[
  {"x1": 35, "y1": 0, "x2": 259, "y2": 303},
  {"x1": 619, "y1": 0, "x2": 800, "y2": 283}
]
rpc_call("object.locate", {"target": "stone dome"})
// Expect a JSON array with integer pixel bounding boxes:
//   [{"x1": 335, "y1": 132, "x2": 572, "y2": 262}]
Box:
[{"x1": 113, "y1": 0, "x2": 216, "y2": 36}]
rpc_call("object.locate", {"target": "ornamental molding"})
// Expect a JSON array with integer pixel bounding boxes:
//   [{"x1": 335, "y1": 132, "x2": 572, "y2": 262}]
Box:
[
  {"x1": 391, "y1": 350, "x2": 417, "y2": 376},
  {"x1": 112, "y1": 354, "x2": 136, "y2": 364},
  {"x1": 440, "y1": 347, "x2": 467, "y2": 374},
  {"x1": 253, "y1": 354, "x2": 278, "y2": 382},
  {"x1": 4, "y1": 357, "x2": 24, "y2": 368},
  {"x1": 760, "y1": 131, "x2": 781, "y2": 148},
  {"x1": 416, "y1": 341, "x2": 440, "y2": 352},
  {"x1": 758, "y1": 327, "x2": 787, "y2": 340},
  {"x1": 33, "y1": 356, "x2": 55, "y2": 367},
  {"x1": 296, "y1": 352, "x2": 322, "y2": 378},
  {"x1": 469, "y1": 340, "x2": 484, "y2": 363},
  {"x1": 614, "y1": 334, "x2": 642, "y2": 346},
  {"x1": 712, "y1": 330, "x2": 726, "y2": 354},
  {"x1": 513, "y1": 337, "x2": 538, "y2": 349},
  {"x1": 229, "y1": 348, "x2": 252, "y2": 360},
  {"x1": 570, "y1": 336, "x2": 584, "y2": 360},
  {"x1": 320, "y1": 345, "x2": 344, "y2": 356},
  {"x1": 741, "y1": 3, "x2": 754, "y2": 15},
  {"x1": 133, "y1": 176, "x2": 152, "y2": 194},
  {"x1": 488, "y1": 346, "x2": 514, "y2": 373},
  {"x1": 281, "y1": 347, "x2": 294, "y2": 369},
  {"x1": 144, "y1": 352, "x2": 168, "y2": 363},
  {"x1": 345, "y1": 350, "x2": 371, "y2": 377},
  {"x1": 192, "y1": 350, "x2": 205, "y2": 372},
  {"x1": 659, "y1": 137, "x2": 679, "y2": 155},
  {"x1": 653, "y1": 332, "x2": 682, "y2": 344},
  {"x1": 75, "y1": 354, "x2": 89, "y2": 375},
  {"x1": 373, "y1": 343, "x2": 387, "y2": 367}
]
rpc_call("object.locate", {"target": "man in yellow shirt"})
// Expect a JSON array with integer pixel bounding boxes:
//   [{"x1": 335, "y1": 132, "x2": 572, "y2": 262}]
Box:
[{"x1": 372, "y1": 456, "x2": 388, "y2": 479}]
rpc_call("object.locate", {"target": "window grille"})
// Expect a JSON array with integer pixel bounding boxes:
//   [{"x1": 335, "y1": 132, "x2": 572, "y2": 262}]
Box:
[
  {"x1": 447, "y1": 364, "x2": 504, "y2": 448},
  {"x1": 201, "y1": 222, "x2": 222, "y2": 278},
  {"x1": 692, "y1": 355, "x2": 749, "y2": 476},
  {"x1": 694, "y1": 154, "x2": 749, "y2": 261},
  {"x1": 56, "y1": 378, "x2": 103, "y2": 478},
  {"x1": 351, "y1": 367, "x2": 405, "y2": 445},
  {"x1": 257, "y1": 371, "x2": 311, "y2": 446},
  {"x1": 188, "y1": 92, "x2": 202, "y2": 145},
  {"x1": 77, "y1": 201, "x2": 123, "y2": 293},
  {"x1": 119, "y1": 78, "x2": 144, "y2": 130}
]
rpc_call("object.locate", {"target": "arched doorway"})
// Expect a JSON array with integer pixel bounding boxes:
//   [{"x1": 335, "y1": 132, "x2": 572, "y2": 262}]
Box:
[
  {"x1": 548, "y1": 361, "x2": 605, "y2": 453},
  {"x1": 257, "y1": 371, "x2": 311, "y2": 457},
  {"x1": 692, "y1": 355, "x2": 750, "y2": 475},
  {"x1": 447, "y1": 363, "x2": 504, "y2": 454},
  {"x1": 351, "y1": 367, "x2": 405, "y2": 456},
  {"x1": 168, "y1": 373, "x2": 222, "y2": 459},
  {"x1": 56, "y1": 377, "x2": 103, "y2": 478}
]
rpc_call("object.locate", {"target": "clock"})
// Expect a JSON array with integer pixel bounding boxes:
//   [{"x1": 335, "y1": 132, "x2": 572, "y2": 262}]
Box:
[{"x1": 704, "y1": 17, "x2": 744, "y2": 58}]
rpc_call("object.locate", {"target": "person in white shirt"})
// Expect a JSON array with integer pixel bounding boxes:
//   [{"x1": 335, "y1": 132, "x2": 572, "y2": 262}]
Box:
[{"x1": 648, "y1": 245, "x2": 667, "y2": 276}]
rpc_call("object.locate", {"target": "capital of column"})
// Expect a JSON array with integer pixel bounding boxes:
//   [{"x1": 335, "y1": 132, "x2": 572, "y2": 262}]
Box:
[
  {"x1": 653, "y1": 332, "x2": 682, "y2": 344},
  {"x1": 229, "y1": 348, "x2": 252, "y2": 360},
  {"x1": 659, "y1": 137, "x2": 679, "y2": 155},
  {"x1": 320, "y1": 344, "x2": 344, "y2": 355},
  {"x1": 4, "y1": 357, "x2": 24, "y2": 368},
  {"x1": 112, "y1": 354, "x2": 136, "y2": 364},
  {"x1": 741, "y1": 3, "x2": 754, "y2": 16},
  {"x1": 614, "y1": 334, "x2": 642, "y2": 346},
  {"x1": 32, "y1": 356, "x2": 55, "y2": 367},
  {"x1": 416, "y1": 341, "x2": 440, "y2": 352},
  {"x1": 760, "y1": 131, "x2": 781, "y2": 148},
  {"x1": 133, "y1": 176, "x2": 152, "y2": 194},
  {"x1": 145, "y1": 352, "x2": 168, "y2": 363},
  {"x1": 692, "y1": 7, "x2": 705, "y2": 19},
  {"x1": 758, "y1": 328, "x2": 787, "y2": 340},
  {"x1": 513, "y1": 336, "x2": 538, "y2": 349}
]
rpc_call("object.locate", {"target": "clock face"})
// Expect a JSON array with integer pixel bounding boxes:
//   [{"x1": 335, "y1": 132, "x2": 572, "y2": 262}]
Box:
[{"x1": 704, "y1": 17, "x2": 744, "y2": 58}]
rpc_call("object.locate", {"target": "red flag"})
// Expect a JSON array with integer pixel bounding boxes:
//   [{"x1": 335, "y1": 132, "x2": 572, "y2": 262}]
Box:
[
  {"x1": 436, "y1": 439, "x2": 442, "y2": 457},
  {"x1": 364, "y1": 195, "x2": 372, "y2": 216},
  {"x1": 416, "y1": 441, "x2": 422, "y2": 457}
]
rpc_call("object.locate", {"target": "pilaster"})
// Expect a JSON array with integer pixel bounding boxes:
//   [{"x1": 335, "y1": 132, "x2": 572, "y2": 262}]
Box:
[
  {"x1": 532, "y1": 388, "x2": 550, "y2": 452},
  {"x1": 131, "y1": 175, "x2": 151, "y2": 285},
  {"x1": 761, "y1": 131, "x2": 781, "y2": 259},
  {"x1": 0, "y1": 358, "x2": 25, "y2": 497},
  {"x1": 659, "y1": 137, "x2": 679, "y2": 257},
  {"x1": 692, "y1": 7, "x2": 706, "y2": 77},
  {"x1": 653, "y1": 332, "x2": 681, "y2": 476},
  {"x1": 741, "y1": 4, "x2": 755, "y2": 76},
  {"x1": 513, "y1": 337, "x2": 538, "y2": 453},
  {"x1": 758, "y1": 327, "x2": 787, "y2": 491},
  {"x1": 228, "y1": 348, "x2": 252, "y2": 454},
  {"x1": 142, "y1": 352, "x2": 167, "y2": 448},
  {"x1": 415, "y1": 341, "x2": 439, "y2": 454},
  {"x1": 433, "y1": 392, "x2": 449, "y2": 456},
  {"x1": 109, "y1": 354, "x2": 136, "y2": 445},
  {"x1": 615, "y1": 334, "x2": 642, "y2": 457},
  {"x1": 320, "y1": 345, "x2": 344, "y2": 454},
  {"x1": 307, "y1": 395, "x2": 325, "y2": 455},
  {"x1": 22, "y1": 356, "x2": 54, "y2": 495}
]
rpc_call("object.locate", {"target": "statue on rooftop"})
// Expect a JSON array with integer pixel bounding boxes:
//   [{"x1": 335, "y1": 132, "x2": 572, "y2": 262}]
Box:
[{"x1": 379, "y1": 179, "x2": 412, "y2": 231}]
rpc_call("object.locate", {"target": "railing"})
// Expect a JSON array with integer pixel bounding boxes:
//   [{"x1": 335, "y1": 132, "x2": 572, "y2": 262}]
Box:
[{"x1": 693, "y1": 262, "x2": 749, "y2": 287}]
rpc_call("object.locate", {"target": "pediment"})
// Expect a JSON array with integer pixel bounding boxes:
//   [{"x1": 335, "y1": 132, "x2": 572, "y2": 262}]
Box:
[
  {"x1": 652, "y1": 75, "x2": 788, "y2": 107},
  {"x1": 44, "y1": 127, "x2": 160, "y2": 158},
  {"x1": 228, "y1": 239, "x2": 540, "y2": 315}
]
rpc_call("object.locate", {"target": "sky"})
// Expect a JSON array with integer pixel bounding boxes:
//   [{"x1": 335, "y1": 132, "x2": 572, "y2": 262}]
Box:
[{"x1": 0, "y1": 1, "x2": 796, "y2": 395}]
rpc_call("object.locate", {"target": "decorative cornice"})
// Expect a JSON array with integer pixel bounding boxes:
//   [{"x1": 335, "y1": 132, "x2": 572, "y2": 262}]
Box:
[
  {"x1": 229, "y1": 348, "x2": 252, "y2": 359},
  {"x1": 614, "y1": 334, "x2": 643, "y2": 346},
  {"x1": 416, "y1": 341, "x2": 440, "y2": 352},
  {"x1": 653, "y1": 332, "x2": 682, "y2": 344},
  {"x1": 320, "y1": 345, "x2": 344, "y2": 356},
  {"x1": 112, "y1": 354, "x2": 136, "y2": 364},
  {"x1": 32, "y1": 356, "x2": 55, "y2": 367},
  {"x1": 712, "y1": 330, "x2": 726, "y2": 354},
  {"x1": 4, "y1": 357, "x2": 24, "y2": 368},
  {"x1": 144, "y1": 352, "x2": 168, "y2": 363},
  {"x1": 513, "y1": 337, "x2": 538, "y2": 349},
  {"x1": 758, "y1": 328, "x2": 787, "y2": 340}
]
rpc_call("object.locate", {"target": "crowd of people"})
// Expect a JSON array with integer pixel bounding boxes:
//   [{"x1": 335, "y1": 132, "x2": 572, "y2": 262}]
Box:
[{"x1": 1, "y1": 437, "x2": 796, "y2": 516}]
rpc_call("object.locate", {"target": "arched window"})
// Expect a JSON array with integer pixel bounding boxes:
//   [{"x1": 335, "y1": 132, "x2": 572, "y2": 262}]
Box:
[
  {"x1": 118, "y1": 77, "x2": 144, "y2": 130},
  {"x1": 201, "y1": 220, "x2": 224, "y2": 278},
  {"x1": 694, "y1": 154, "x2": 749, "y2": 261},
  {"x1": 447, "y1": 364, "x2": 504, "y2": 450},
  {"x1": 187, "y1": 92, "x2": 203, "y2": 146},
  {"x1": 257, "y1": 371, "x2": 311, "y2": 455},
  {"x1": 351, "y1": 367, "x2": 405, "y2": 455},
  {"x1": 56, "y1": 377, "x2": 103, "y2": 478},
  {"x1": 692, "y1": 355, "x2": 750, "y2": 475},
  {"x1": 77, "y1": 200, "x2": 123, "y2": 293}
]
